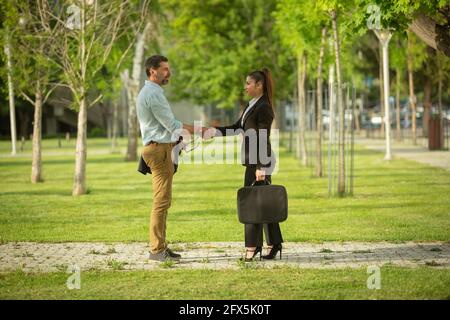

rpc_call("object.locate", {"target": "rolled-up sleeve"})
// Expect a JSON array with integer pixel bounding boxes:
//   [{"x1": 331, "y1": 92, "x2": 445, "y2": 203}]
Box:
[{"x1": 150, "y1": 91, "x2": 182, "y2": 133}]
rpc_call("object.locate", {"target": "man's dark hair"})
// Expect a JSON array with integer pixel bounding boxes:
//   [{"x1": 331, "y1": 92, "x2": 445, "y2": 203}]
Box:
[{"x1": 145, "y1": 55, "x2": 169, "y2": 77}]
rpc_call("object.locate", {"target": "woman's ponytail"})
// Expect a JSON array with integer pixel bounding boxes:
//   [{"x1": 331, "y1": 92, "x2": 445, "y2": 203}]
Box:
[{"x1": 261, "y1": 67, "x2": 274, "y2": 111}]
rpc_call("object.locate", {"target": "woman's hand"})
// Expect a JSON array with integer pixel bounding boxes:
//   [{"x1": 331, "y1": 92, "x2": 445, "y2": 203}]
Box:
[
  {"x1": 255, "y1": 169, "x2": 265, "y2": 181},
  {"x1": 202, "y1": 127, "x2": 217, "y2": 140}
]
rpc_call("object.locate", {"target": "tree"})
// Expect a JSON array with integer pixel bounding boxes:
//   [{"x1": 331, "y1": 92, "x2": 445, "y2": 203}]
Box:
[
  {"x1": 316, "y1": 0, "x2": 354, "y2": 195},
  {"x1": 436, "y1": 50, "x2": 450, "y2": 119},
  {"x1": 274, "y1": 0, "x2": 330, "y2": 170},
  {"x1": 0, "y1": 0, "x2": 19, "y2": 155},
  {"x1": 374, "y1": 29, "x2": 393, "y2": 160},
  {"x1": 351, "y1": 1, "x2": 450, "y2": 57},
  {"x1": 406, "y1": 31, "x2": 426, "y2": 145},
  {"x1": 350, "y1": 1, "x2": 440, "y2": 146},
  {"x1": 330, "y1": 9, "x2": 346, "y2": 194},
  {"x1": 390, "y1": 34, "x2": 407, "y2": 141},
  {"x1": 161, "y1": 0, "x2": 293, "y2": 114},
  {"x1": 316, "y1": 26, "x2": 327, "y2": 177},
  {"x1": 10, "y1": 1, "x2": 62, "y2": 183},
  {"x1": 34, "y1": 0, "x2": 149, "y2": 195},
  {"x1": 409, "y1": 9, "x2": 450, "y2": 57},
  {"x1": 125, "y1": 21, "x2": 152, "y2": 162},
  {"x1": 297, "y1": 52, "x2": 307, "y2": 166}
]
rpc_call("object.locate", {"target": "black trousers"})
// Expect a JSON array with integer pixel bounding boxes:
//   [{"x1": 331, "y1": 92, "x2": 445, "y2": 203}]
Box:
[{"x1": 244, "y1": 165, "x2": 284, "y2": 247}]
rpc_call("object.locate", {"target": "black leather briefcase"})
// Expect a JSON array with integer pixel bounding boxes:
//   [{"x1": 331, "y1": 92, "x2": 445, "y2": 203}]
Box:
[{"x1": 237, "y1": 180, "x2": 288, "y2": 224}]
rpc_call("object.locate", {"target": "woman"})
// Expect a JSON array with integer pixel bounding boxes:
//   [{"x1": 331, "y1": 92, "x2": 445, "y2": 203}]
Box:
[{"x1": 207, "y1": 68, "x2": 283, "y2": 261}]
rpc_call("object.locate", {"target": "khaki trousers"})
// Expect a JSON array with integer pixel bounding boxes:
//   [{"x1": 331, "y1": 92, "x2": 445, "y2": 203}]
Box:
[{"x1": 142, "y1": 143, "x2": 176, "y2": 254}]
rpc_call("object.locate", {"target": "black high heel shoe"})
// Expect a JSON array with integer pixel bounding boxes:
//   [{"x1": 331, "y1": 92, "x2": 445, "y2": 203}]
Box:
[
  {"x1": 262, "y1": 244, "x2": 283, "y2": 260},
  {"x1": 241, "y1": 246, "x2": 262, "y2": 262}
]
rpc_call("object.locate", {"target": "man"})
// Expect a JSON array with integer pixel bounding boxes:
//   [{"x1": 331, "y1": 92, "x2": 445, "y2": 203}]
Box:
[{"x1": 137, "y1": 55, "x2": 199, "y2": 262}]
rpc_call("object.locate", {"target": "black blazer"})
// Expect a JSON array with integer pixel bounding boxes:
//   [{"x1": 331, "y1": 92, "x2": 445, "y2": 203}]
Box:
[{"x1": 215, "y1": 95, "x2": 275, "y2": 171}]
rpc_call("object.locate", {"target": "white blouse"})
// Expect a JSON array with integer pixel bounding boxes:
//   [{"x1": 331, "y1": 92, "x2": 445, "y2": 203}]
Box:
[{"x1": 241, "y1": 95, "x2": 263, "y2": 126}]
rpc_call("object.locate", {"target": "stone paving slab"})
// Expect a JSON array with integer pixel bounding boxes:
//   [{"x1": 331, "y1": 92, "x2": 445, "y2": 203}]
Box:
[{"x1": 0, "y1": 241, "x2": 449, "y2": 273}]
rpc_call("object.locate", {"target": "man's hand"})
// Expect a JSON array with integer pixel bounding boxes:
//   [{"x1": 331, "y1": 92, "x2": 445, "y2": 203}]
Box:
[
  {"x1": 255, "y1": 169, "x2": 265, "y2": 181},
  {"x1": 183, "y1": 124, "x2": 207, "y2": 134},
  {"x1": 194, "y1": 126, "x2": 208, "y2": 135},
  {"x1": 202, "y1": 127, "x2": 217, "y2": 140}
]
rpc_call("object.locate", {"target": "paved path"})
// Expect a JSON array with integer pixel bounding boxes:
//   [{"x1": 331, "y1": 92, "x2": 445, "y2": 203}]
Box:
[
  {"x1": 0, "y1": 241, "x2": 449, "y2": 273},
  {"x1": 355, "y1": 137, "x2": 450, "y2": 171}
]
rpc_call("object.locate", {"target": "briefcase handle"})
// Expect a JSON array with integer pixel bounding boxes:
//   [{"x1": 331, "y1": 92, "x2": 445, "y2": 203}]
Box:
[{"x1": 250, "y1": 178, "x2": 271, "y2": 186}]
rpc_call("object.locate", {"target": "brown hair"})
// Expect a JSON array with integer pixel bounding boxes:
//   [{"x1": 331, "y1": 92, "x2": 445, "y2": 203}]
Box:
[{"x1": 248, "y1": 67, "x2": 274, "y2": 111}]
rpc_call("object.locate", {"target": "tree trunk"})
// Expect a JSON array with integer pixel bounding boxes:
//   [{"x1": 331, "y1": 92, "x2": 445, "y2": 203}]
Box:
[
  {"x1": 125, "y1": 22, "x2": 151, "y2": 162},
  {"x1": 111, "y1": 101, "x2": 118, "y2": 152},
  {"x1": 379, "y1": 31, "x2": 392, "y2": 160},
  {"x1": 120, "y1": 75, "x2": 129, "y2": 137},
  {"x1": 297, "y1": 52, "x2": 307, "y2": 166},
  {"x1": 379, "y1": 45, "x2": 385, "y2": 137},
  {"x1": 409, "y1": 12, "x2": 450, "y2": 58},
  {"x1": 328, "y1": 64, "x2": 335, "y2": 196},
  {"x1": 18, "y1": 109, "x2": 29, "y2": 139},
  {"x1": 105, "y1": 101, "x2": 112, "y2": 140},
  {"x1": 31, "y1": 81, "x2": 43, "y2": 183},
  {"x1": 331, "y1": 10, "x2": 345, "y2": 196},
  {"x1": 4, "y1": 31, "x2": 17, "y2": 155},
  {"x1": 73, "y1": 96, "x2": 88, "y2": 196},
  {"x1": 316, "y1": 26, "x2": 327, "y2": 177},
  {"x1": 437, "y1": 53, "x2": 443, "y2": 119},
  {"x1": 395, "y1": 68, "x2": 401, "y2": 141},
  {"x1": 423, "y1": 77, "x2": 432, "y2": 137},
  {"x1": 73, "y1": 5, "x2": 88, "y2": 196},
  {"x1": 355, "y1": 93, "x2": 361, "y2": 134},
  {"x1": 407, "y1": 35, "x2": 417, "y2": 145},
  {"x1": 289, "y1": 83, "x2": 297, "y2": 153},
  {"x1": 125, "y1": 73, "x2": 138, "y2": 162}
]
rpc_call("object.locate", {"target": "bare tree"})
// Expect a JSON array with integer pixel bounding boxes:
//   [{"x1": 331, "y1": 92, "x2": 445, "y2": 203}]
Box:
[
  {"x1": 35, "y1": 0, "x2": 149, "y2": 195},
  {"x1": 13, "y1": 2, "x2": 61, "y2": 183}
]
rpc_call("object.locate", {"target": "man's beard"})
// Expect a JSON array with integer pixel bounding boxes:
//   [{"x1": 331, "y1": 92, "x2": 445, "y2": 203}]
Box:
[{"x1": 161, "y1": 78, "x2": 169, "y2": 85}]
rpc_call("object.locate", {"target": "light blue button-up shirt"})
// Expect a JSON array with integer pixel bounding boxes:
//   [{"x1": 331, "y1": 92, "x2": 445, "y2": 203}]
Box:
[{"x1": 137, "y1": 80, "x2": 183, "y2": 145}]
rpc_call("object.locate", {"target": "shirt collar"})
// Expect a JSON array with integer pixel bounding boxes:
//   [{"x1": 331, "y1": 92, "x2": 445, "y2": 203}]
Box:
[
  {"x1": 248, "y1": 95, "x2": 263, "y2": 108},
  {"x1": 145, "y1": 80, "x2": 163, "y2": 92}
]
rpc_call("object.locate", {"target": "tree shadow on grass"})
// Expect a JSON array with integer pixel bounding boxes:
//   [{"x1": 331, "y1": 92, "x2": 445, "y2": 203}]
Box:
[
  {"x1": 0, "y1": 189, "x2": 73, "y2": 196},
  {"x1": 0, "y1": 157, "x2": 133, "y2": 167}
]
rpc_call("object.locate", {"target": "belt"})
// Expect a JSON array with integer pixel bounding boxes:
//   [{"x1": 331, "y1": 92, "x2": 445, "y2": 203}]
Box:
[
  {"x1": 145, "y1": 140, "x2": 157, "y2": 146},
  {"x1": 145, "y1": 138, "x2": 183, "y2": 147}
]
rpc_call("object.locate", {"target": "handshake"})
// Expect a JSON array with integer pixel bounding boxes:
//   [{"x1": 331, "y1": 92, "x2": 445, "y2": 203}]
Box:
[
  {"x1": 197, "y1": 127, "x2": 217, "y2": 140},
  {"x1": 181, "y1": 124, "x2": 217, "y2": 140},
  {"x1": 179, "y1": 125, "x2": 218, "y2": 153}
]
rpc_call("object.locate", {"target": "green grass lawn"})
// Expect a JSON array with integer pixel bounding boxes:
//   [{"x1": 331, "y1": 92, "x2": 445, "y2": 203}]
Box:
[
  {"x1": 0, "y1": 266, "x2": 449, "y2": 300},
  {"x1": 0, "y1": 137, "x2": 449, "y2": 243},
  {"x1": 1, "y1": 137, "x2": 449, "y2": 300}
]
